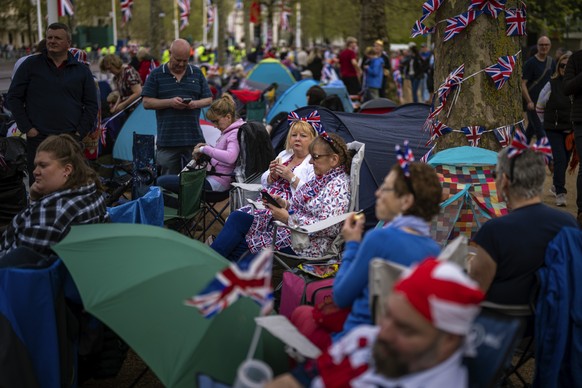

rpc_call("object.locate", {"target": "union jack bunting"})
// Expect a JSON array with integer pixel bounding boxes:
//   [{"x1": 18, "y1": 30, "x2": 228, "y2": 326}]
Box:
[
  {"x1": 185, "y1": 249, "x2": 274, "y2": 318},
  {"x1": 58, "y1": 0, "x2": 74, "y2": 17},
  {"x1": 469, "y1": 0, "x2": 507, "y2": 18},
  {"x1": 420, "y1": 0, "x2": 444, "y2": 22},
  {"x1": 484, "y1": 55, "x2": 517, "y2": 90},
  {"x1": 443, "y1": 10, "x2": 483, "y2": 42},
  {"x1": 494, "y1": 125, "x2": 513, "y2": 147},
  {"x1": 427, "y1": 64, "x2": 465, "y2": 121},
  {"x1": 177, "y1": 0, "x2": 191, "y2": 31},
  {"x1": 411, "y1": 20, "x2": 436, "y2": 38},
  {"x1": 428, "y1": 119, "x2": 452, "y2": 145},
  {"x1": 420, "y1": 145, "x2": 436, "y2": 163},
  {"x1": 395, "y1": 141, "x2": 415, "y2": 177},
  {"x1": 462, "y1": 125, "x2": 485, "y2": 147},
  {"x1": 505, "y1": 3, "x2": 527, "y2": 36},
  {"x1": 120, "y1": 0, "x2": 133, "y2": 25}
]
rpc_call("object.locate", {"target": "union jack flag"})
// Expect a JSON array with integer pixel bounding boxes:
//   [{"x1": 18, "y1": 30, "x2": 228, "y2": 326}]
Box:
[
  {"x1": 321, "y1": 62, "x2": 338, "y2": 84},
  {"x1": 420, "y1": 0, "x2": 444, "y2": 22},
  {"x1": 462, "y1": 125, "x2": 485, "y2": 147},
  {"x1": 469, "y1": 0, "x2": 507, "y2": 18},
  {"x1": 58, "y1": 0, "x2": 74, "y2": 17},
  {"x1": 185, "y1": 249, "x2": 273, "y2": 318},
  {"x1": 120, "y1": 0, "x2": 133, "y2": 25},
  {"x1": 177, "y1": 0, "x2": 191, "y2": 31},
  {"x1": 206, "y1": 0, "x2": 215, "y2": 31},
  {"x1": 280, "y1": 3, "x2": 292, "y2": 32},
  {"x1": 428, "y1": 64, "x2": 465, "y2": 121},
  {"x1": 484, "y1": 55, "x2": 517, "y2": 90},
  {"x1": 495, "y1": 125, "x2": 513, "y2": 147},
  {"x1": 146, "y1": 59, "x2": 158, "y2": 80},
  {"x1": 443, "y1": 10, "x2": 482, "y2": 42},
  {"x1": 420, "y1": 145, "x2": 436, "y2": 163},
  {"x1": 505, "y1": 3, "x2": 527, "y2": 36},
  {"x1": 428, "y1": 119, "x2": 452, "y2": 145},
  {"x1": 411, "y1": 20, "x2": 435, "y2": 38},
  {"x1": 395, "y1": 140, "x2": 415, "y2": 177}
]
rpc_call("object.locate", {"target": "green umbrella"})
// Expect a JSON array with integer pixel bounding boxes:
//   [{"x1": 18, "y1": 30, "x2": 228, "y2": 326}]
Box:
[{"x1": 53, "y1": 223, "x2": 285, "y2": 388}]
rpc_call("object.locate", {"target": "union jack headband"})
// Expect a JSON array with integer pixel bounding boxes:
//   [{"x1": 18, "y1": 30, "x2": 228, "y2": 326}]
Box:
[
  {"x1": 287, "y1": 110, "x2": 334, "y2": 144},
  {"x1": 395, "y1": 140, "x2": 415, "y2": 177},
  {"x1": 507, "y1": 129, "x2": 552, "y2": 165}
]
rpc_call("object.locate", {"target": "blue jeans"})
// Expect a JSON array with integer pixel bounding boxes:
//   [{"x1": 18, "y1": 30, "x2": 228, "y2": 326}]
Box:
[
  {"x1": 546, "y1": 130, "x2": 571, "y2": 195},
  {"x1": 211, "y1": 211, "x2": 254, "y2": 261},
  {"x1": 210, "y1": 210, "x2": 297, "y2": 262},
  {"x1": 525, "y1": 110, "x2": 546, "y2": 141},
  {"x1": 575, "y1": 123, "x2": 582, "y2": 214},
  {"x1": 411, "y1": 77, "x2": 421, "y2": 103}
]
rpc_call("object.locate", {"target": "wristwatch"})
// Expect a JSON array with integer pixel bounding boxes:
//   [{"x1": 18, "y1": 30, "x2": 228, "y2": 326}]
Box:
[{"x1": 290, "y1": 175, "x2": 297, "y2": 184}]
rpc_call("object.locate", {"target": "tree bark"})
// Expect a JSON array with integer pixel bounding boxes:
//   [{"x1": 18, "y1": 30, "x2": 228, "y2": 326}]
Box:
[
  {"x1": 149, "y1": 0, "x2": 162, "y2": 59},
  {"x1": 359, "y1": 0, "x2": 387, "y2": 52},
  {"x1": 217, "y1": 0, "x2": 227, "y2": 65},
  {"x1": 432, "y1": 0, "x2": 523, "y2": 152}
]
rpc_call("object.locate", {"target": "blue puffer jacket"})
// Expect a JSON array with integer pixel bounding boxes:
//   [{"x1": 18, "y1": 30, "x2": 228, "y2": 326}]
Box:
[{"x1": 534, "y1": 227, "x2": 582, "y2": 388}]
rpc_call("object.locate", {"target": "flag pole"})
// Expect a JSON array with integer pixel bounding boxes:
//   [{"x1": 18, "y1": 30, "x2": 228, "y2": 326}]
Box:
[
  {"x1": 173, "y1": 0, "x2": 179, "y2": 39},
  {"x1": 203, "y1": 0, "x2": 208, "y2": 45},
  {"x1": 47, "y1": 0, "x2": 58, "y2": 24},
  {"x1": 212, "y1": 4, "x2": 218, "y2": 49},
  {"x1": 36, "y1": 0, "x2": 43, "y2": 42},
  {"x1": 111, "y1": 0, "x2": 118, "y2": 45},
  {"x1": 295, "y1": 2, "x2": 301, "y2": 49}
]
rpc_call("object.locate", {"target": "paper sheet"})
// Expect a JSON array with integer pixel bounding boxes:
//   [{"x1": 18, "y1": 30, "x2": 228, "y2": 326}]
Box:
[{"x1": 255, "y1": 315, "x2": 322, "y2": 359}]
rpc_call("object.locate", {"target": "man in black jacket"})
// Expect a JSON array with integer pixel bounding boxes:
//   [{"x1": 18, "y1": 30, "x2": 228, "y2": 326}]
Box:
[
  {"x1": 563, "y1": 48, "x2": 582, "y2": 226},
  {"x1": 7, "y1": 23, "x2": 98, "y2": 183}
]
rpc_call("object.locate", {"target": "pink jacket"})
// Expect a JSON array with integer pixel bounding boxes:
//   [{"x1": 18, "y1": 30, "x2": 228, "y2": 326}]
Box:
[{"x1": 202, "y1": 118, "x2": 244, "y2": 190}]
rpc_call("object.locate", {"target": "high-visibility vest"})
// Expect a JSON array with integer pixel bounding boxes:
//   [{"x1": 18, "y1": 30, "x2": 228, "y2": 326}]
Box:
[{"x1": 162, "y1": 49, "x2": 170, "y2": 64}]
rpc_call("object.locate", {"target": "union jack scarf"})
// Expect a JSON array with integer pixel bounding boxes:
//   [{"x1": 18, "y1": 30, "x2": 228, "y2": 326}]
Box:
[
  {"x1": 484, "y1": 55, "x2": 517, "y2": 90},
  {"x1": 185, "y1": 248, "x2": 273, "y2": 318}
]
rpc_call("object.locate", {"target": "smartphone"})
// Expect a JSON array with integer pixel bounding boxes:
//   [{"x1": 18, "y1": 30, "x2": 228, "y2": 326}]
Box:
[
  {"x1": 261, "y1": 191, "x2": 282, "y2": 208},
  {"x1": 182, "y1": 97, "x2": 192, "y2": 104}
]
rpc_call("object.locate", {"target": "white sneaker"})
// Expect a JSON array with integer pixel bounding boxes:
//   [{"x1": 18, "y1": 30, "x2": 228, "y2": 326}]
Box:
[
  {"x1": 549, "y1": 185, "x2": 557, "y2": 197},
  {"x1": 556, "y1": 193, "x2": 567, "y2": 207}
]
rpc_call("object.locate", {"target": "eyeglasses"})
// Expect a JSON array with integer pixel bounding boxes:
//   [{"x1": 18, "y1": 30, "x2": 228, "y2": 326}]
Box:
[
  {"x1": 538, "y1": 43, "x2": 550, "y2": 47},
  {"x1": 310, "y1": 153, "x2": 332, "y2": 160},
  {"x1": 559, "y1": 63, "x2": 567, "y2": 69}
]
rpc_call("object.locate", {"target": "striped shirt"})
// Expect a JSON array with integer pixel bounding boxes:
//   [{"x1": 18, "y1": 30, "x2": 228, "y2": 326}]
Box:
[{"x1": 141, "y1": 63, "x2": 212, "y2": 147}]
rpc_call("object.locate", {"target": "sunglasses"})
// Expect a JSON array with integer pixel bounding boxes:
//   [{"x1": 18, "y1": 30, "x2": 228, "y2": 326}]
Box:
[{"x1": 311, "y1": 153, "x2": 332, "y2": 160}]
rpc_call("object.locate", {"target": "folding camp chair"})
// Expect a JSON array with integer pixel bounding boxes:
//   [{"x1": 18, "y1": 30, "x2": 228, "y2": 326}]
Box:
[
  {"x1": 163, "y1": 168, "x2": 206, "y2": 238},
  {"x1": 270, "y1": 142, "x2": 365, "y2": 294}
]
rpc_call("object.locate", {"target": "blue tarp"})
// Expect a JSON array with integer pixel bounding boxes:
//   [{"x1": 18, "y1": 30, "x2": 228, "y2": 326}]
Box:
[
  {"x1": 265, "y1": 79, "x2": 318, "y2": 124},
  {"x1": 270, "y1": 103, "x2": 431, "y2": 226}
]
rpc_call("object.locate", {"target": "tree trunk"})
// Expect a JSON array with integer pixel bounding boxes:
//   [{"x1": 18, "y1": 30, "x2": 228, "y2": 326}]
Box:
[
  {"x1": 150, "y1": 0, "x2": 162, "y2": 60},
  {"x1": 217, "y1": 0, "x2": 227, "y2": 65},
  {"x1": 433, "y1": 0, "x2": 523, "y2": 153},
  {"x1": 359, "y1": 0, "x2": 387, "y2": 52},
  {"x1": 243, "y1": 0, "x2": 252, "y2": 52}
]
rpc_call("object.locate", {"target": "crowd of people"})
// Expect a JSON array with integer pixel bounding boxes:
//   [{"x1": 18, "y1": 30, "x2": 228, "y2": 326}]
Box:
[{"x1": 1, "y1": 20, "x2": 582, "y2": 387}]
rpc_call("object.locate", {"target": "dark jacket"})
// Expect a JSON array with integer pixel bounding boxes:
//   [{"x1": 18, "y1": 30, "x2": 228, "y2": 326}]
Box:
[
  {"x1": 7, "y1": 50, "x2": 99, "y2": 138},
  {"x1": 544, "y1": 77, "x2": 573, "y2": 132},
  {"x1": 563, "y1": 49, "x2": 582, "y2": 123}
]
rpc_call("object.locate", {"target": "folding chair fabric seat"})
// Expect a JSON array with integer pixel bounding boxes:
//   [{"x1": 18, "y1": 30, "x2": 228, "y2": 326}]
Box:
[{"x1": 163, "y1": 169, "x2": 206, "y2": 238}]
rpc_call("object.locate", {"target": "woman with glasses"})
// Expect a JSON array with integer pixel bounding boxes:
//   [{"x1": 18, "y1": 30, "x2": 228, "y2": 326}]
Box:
[
  {"x1": 157, "y1": 94, "x2": 244, "y2": 194},
  {"x1": 295, "y1": 153, "x2": 442, "y2": 349},
  {"x1": 469, "y1": 131, "x2": 577, "y2": 306},
  {"x1": 211, "y1": 132, "x2": 351, "y2": 261},
  {"x1": 536, "y1": 52, "x2": 573, "y2": 207}
]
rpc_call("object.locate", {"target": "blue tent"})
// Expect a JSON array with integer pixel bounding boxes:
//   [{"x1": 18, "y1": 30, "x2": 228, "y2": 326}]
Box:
[
  {"x1": 270, "y1": 103, "x2": 431, "y2": 227},
  {"x1": 322, "y1": 81, "x2": 354, "y2": 113},
  {"x1": 245, "y1": 59, "x2": 296, "y2": 96},
  {"x1": 112, "y1": 103, "x2": 220, "y2": 161},
  {"x1": 265, "y1": 79, "x2": 318, "y2": 124}
]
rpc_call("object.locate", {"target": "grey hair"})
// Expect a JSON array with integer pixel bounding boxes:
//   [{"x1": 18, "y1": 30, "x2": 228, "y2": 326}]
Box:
[{"x1": 497, "y1": 147, "x2": 545, "y2": 199}]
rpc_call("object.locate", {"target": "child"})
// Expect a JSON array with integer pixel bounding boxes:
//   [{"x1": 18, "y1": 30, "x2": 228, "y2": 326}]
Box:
[{"x1": 363, "y1": 46, "x2": 384, "y2": 101}]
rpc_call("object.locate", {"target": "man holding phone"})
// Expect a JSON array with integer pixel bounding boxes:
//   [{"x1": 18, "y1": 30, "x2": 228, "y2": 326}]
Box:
[{"x1": 142, "y1": 39, "x2": 213, "y2": 175}]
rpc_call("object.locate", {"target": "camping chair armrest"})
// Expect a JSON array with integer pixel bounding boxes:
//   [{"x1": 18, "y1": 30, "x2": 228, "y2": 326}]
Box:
[{"x1": 232, "y1": 182, "x2": 263, "y2": 191}]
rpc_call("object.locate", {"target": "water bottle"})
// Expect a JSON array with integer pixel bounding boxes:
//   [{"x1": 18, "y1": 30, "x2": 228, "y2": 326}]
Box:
[{"x1": 288, "y1": 210, "x2": 298, "y2": 228}]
